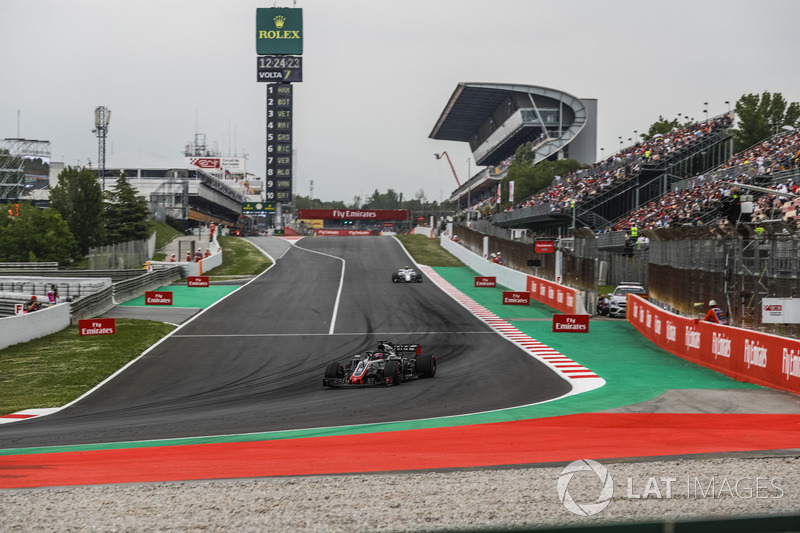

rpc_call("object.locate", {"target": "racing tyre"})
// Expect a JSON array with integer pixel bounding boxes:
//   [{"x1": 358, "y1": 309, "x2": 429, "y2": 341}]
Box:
[
  {"x1": 324, "y1": 361, "x2": 344, "y2": 387},
  {"x1": 383, "y1": 360, "x2": 402, "y2": 386},
  {"x1": 415, "y1": 353, "x2": 436, "y2": 378}
]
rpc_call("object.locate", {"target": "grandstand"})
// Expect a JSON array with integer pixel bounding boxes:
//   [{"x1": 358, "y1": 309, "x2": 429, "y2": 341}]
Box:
[
  {"x1": 430, "y1": 83, "x2": 597, "y2": 219},
  {"x1": 429, "y1": 83, "x2": 744, "y2": 235},
  {"x1": 491, "y1": 114, "x2": 735, "y2": 233}
]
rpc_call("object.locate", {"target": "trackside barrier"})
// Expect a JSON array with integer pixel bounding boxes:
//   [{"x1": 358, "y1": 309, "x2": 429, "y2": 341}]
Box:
[
  {"x1": 628, "y1": 295, "x2": 800, "y2": 395},
  {"x1": 412, "y1": 226, "x2": 435, "y2": 238},
  {"x1": 0, "y1": 303, "x2": 70, "y2": 351},
  {"x1": 526, "y1": 275, "x2": 585, "y2": 315},
  {"x1": 439, "y1": 234, "x2": 586, "y2": 314}
]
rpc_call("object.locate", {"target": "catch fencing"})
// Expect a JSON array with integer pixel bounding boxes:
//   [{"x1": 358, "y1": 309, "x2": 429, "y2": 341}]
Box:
[{"x1": 453, "y1": 221, "x2": 800, "y2": 336}]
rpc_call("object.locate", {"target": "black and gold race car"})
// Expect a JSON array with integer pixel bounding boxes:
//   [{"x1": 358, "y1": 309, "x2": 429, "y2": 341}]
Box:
[{"x1": 323, "y1": 340, "x2": 436, "y2": 388}]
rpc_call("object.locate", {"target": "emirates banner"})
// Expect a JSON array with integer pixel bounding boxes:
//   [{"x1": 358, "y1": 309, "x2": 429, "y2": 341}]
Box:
[
  {"x1": 298, "y1": 209, "x2": 409, "y2": 220},
  {"x1": 628, "y1": 295, "x2": 800, "y2": 394},
  {"x1": 313, "y1": 229, "x2": 372, "y2": 236},
  {"x1": 526, "y1": 275, "x2": 579, "y2": 315}
]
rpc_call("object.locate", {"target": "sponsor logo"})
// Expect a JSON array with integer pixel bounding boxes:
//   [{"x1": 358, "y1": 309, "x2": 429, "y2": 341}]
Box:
[
  {"x1": 744, "y1": 339, "x2": 768, "y2": 369},
  {"x1": 78, "y1": 318, "x2": 116, "y2": 336},
  {"x1": 666, "y1": 321, "x2": 677, "y2": 342},
  {"x1": 475, "y1": 276, "x2": 496, "y2": 287},
  {"x1": 145, "y1": 291, "x2": 173, "y2": 305},
  {"x1": 187, "y1": 276, "x2": 210, "y2": 287},
  {"x1": 711, "y1": 332, "x2": 731, "y2": 359},
  {"x1": 332, "y1": 209, "x2": 378, "y2": 219},
  {"x1": 313, "y1": 229, "x2": 371, "y2": 236},
  {"x1": 502, "y1": 291, "x2": 530, "y2": 305},
  {"x1": 553, "y1": 314, "x2": 589, "y2": 333},
  {"x1": 782, "y1": 348, "x2": 800, "y2": 380},
  {"x1": 557, "y1": 459, "x2": 613, "y2": 516},
  {"x1": 189, "y1": 157, "x2": 220, "y2": 169},
  {"x1": 557, "y1": 458, "x2": 784, "y2": 517},
  {"x1": 685, "y1": 325, "x2": 701, "y2": 350}
]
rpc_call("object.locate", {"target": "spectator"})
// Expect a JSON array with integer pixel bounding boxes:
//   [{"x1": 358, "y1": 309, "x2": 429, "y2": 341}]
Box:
[
  {"x1": 47, "y1": 284, "x2": 59, "y2": 304},
  {"x1": 25, "y1": 295, "x2": 42, "y2": 313}
]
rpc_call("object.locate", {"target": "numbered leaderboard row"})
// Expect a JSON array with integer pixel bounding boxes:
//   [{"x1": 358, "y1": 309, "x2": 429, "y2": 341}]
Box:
[{"x1": 266, "y1": 83, "x2": 293, "y2": 202}]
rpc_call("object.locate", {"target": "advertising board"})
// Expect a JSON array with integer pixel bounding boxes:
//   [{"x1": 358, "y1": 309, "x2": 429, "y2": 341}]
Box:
[
  {"x1": 79, "y1": 318, "x2": 117, "y2": 336},
  {"x1": 256, "y1": 8, "x2": 303, "y2": 55},
  {"x1": 628, "y1": 295, "x2": 800, "y2": 394},
  {"x1": 145, "y1": 291, "x2": 173, "y2": 305}
]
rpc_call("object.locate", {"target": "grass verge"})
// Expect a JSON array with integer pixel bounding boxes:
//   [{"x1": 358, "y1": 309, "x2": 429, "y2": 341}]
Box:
[
  {"x1": 207, "y1": 236, "x2": 273, "y2": 279},
  {"x1": 396, "y1": 234, "x2": 463, "y2": 267},
  {"x1": 0, "y1": 319, "x2": 175, "y2": 414}
]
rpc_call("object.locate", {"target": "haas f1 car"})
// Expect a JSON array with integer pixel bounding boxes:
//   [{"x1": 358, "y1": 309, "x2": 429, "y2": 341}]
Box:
[
  {"x1": 392, "y1": 266, "x2": 423, "y2": 283},
  {"x1": 323, "y1": 340, "x2": 436, "y2": 388}
]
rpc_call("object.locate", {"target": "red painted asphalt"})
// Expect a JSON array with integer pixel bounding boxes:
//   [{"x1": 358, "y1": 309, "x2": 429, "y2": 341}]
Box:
[{"x1": 3, "y1": 413, "x2": 799, "y2": 488}]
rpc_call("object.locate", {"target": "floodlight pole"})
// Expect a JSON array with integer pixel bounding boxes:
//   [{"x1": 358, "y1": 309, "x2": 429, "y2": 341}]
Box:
[{"x1": 93, "y1": 106, "x2": 111, "y2": 190}]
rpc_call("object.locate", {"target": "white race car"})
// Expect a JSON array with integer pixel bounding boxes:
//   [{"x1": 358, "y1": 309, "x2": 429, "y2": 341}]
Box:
[{"x1": 392, "y1": 266, "x2": 423, "y2": 283}]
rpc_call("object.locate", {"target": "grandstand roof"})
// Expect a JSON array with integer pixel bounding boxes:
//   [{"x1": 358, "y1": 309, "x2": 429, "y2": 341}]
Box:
[
  {"x1": 429, "y1": 82, "x2": 594, "y2": 170},
  {"x1": 429, "y1": 83, "x2": 513, "y2": 142}
]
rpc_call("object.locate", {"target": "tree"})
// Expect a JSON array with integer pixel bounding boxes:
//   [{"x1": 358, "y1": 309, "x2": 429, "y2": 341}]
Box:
[
  {"x1": 642, "y1": 115, "x2": 683, "y2": 141},
  {"x1": 0, "y1": 202, "x2": 77, "y2": 264},
  {"x1": 104, "y1": 174, "x2": 151, "y2": 244},
  {"x1": 505, "y1": 144, "x2": 583, "y2": 203},
  {"x1": 49, "y1": 166, "x2": 105, "y2": 254},
  {"x1": 734, "y1": 92, "x2": 800, "y2": 152},
  {"x1": 363, "y1": 189, "x2": 403, "y2": 209}
]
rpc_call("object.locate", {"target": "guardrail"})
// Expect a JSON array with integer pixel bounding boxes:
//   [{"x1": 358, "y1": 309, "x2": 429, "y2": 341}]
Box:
[
  {"x1": 0, "y1": 262, "x2": 58, "y2": 270},
  {"x1": 0, "y1": 265, "x2": 184, "y2": 324}
]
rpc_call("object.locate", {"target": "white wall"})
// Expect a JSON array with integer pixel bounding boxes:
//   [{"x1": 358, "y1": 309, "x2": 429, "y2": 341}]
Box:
[
  {"x1": 439, "y1": 234, "x2": 529, "y2": 291},
  {"x1": 0, "y1": 303, "x2": 71, "y2": 350}
]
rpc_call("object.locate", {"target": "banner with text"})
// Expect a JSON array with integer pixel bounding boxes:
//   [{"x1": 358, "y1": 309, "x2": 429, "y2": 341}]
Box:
[
  {"x1": 79, "y1": 318, "x2": 117, "y2": 337},
  {"x1": 298, "y1": 209, "x2": 409, "y2": 220},
  {"x1": 628, "y1": 295, "x2": 800, "y2": 394}
]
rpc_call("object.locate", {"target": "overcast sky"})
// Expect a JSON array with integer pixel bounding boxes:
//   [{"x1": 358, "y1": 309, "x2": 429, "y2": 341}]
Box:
[{"x1": 2, "y1": 0, "x2": 799, "y2": 204}]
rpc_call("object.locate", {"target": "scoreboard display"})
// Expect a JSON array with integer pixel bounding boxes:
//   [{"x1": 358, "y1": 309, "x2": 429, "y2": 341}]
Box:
[{"x1": 266, "y1": 83, "x2": 293, "y2": 202}]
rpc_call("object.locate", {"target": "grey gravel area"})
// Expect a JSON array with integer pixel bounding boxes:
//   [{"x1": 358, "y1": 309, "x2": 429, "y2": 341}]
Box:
[{"x1": 1, "y1": 456, "x2": 798, "y2": 532}]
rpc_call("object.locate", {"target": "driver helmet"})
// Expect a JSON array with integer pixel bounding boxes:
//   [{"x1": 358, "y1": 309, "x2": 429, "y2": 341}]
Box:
[
  {"x1": 709, "y1": 300, "x2": 717, "y2": 307},
  {"x1": 373, "y1": 352, "x2": 384, "y2": 360}
]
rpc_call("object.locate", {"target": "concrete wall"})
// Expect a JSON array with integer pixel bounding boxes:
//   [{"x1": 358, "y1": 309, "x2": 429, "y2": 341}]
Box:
[
  {"x1": 440, "y1": 234, "x2": 529, "y2": 292},
  {"x1": 149, "y1": 251, "x2": 222, "y2": 278},
  {"x1": 0, "y1": 302, "x2": 71, "y2": 350}
]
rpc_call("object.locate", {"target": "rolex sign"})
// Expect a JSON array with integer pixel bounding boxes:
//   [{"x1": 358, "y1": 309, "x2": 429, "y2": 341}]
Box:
[{"x1": 256, "y1": 8, "x2": 303, "y2": 55}]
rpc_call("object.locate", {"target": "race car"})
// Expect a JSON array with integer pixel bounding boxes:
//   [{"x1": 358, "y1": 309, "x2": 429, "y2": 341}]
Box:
[
  {"x1": 392, "y1": 266, "x2": 423, "y2": 283},
  {"x1": 323, "y1": 340, "x2": 436, "y2": 388}
]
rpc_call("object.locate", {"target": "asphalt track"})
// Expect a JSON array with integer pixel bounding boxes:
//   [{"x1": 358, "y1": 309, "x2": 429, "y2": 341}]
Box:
[
  {"x1": 2, "y1": 236, "x2": 800, "y2": 489},
  {"x1": 0, "y1": 236, "x2": 571, "y2": 450}
]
